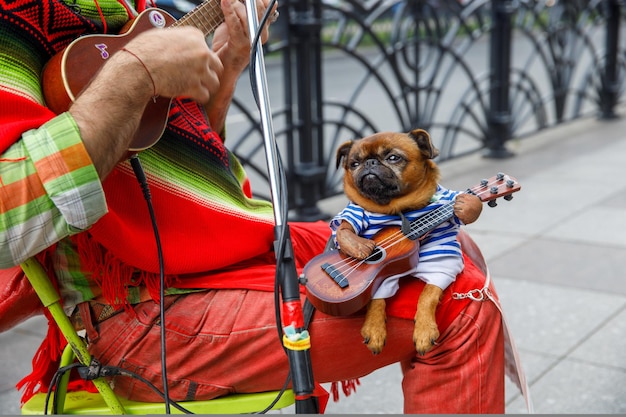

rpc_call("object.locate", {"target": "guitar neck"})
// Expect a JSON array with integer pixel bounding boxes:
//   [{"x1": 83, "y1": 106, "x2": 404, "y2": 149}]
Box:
[
  {"x1": 404, "y1": 202, "x2": 455, "y2": 240},
  {"x1": 173, "y1": 0, "x2": 224, "y2": 35},
  {"x1": 404, "y1": 173, "x2": 522, "y2": 240}
]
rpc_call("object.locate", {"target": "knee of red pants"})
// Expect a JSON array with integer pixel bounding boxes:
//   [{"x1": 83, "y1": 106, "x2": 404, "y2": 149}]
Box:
[{"x1": 400, "y1": 295, "x2": 505, "y2": 414}]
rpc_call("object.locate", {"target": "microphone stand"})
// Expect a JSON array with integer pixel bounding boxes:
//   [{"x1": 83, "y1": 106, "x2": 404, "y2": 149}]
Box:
[{"x1": 243, "y1": 2, "x2": 319, "y2": 414}]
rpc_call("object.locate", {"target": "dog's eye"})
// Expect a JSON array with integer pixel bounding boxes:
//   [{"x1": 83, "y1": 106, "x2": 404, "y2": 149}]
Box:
[
  {"x1": 387, "y1": 154, "x2": 403, "y2": 163},
  {"x1": 349, "y1": 161, "x2": 360, "y2": 169}
]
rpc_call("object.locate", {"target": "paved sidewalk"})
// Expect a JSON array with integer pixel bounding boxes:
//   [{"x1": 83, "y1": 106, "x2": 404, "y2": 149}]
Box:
[{"x1": 2, "y1": 115, "x2": 626, "y2": 414}]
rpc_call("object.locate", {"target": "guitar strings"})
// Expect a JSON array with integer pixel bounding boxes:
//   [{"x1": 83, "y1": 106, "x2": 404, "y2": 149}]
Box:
[
  {"x1": 173, "y1": 0, "x2": 223, "y2": 34},
  {"x1": 359, "y1": 181, "x2": 495, "y2": 255},
  {"x1": 321, "y1": 175, "x2": 517, "y2": 281}
]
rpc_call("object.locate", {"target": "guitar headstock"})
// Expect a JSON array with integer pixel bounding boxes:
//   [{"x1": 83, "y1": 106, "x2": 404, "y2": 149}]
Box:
[{"x1": 467, "y1": 172, "x2": 521, "y2": 207}]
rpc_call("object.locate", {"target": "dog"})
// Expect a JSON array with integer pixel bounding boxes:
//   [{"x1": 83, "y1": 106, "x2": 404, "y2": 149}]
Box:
[{"x1": 331, "y1": 128, "x2": 481, "y2": 355}]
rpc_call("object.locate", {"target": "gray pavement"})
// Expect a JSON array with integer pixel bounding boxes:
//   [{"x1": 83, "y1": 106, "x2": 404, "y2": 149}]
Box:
[{"x1": 2, "y1": 114, "x2": 626, "y2": 414}]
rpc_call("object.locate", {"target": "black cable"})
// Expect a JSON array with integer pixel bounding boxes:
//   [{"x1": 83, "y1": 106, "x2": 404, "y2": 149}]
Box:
[
  {"x1": 44, "y1": 362, "x2": 83, "y2": 414},
  {"x1": 129, "y1": 154, "x2": 171, "y2": 414},
  {"x1": 46, "y1": 362, "x2": 195, "y2": 414}
]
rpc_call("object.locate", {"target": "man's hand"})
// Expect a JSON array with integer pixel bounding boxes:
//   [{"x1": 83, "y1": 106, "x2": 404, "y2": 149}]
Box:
[
  {"x1": 212, "y1": 0, "x2": 277, "y2": 73},
  {"x1": 205, "y1": 0, "x2": 278, "y2": 134},
  {"x1": 69, "y1": 26, "x2": 223, "y2": 179}
]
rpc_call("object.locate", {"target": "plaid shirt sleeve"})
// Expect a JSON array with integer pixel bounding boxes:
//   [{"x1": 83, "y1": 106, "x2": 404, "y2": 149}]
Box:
[{"x1": 0, "y1": 112, "x2": 107, "y2": 268}]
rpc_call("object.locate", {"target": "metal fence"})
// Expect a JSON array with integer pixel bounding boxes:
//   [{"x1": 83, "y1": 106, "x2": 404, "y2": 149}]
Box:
[{"x1": 227, "y1": 0, "x2": 625, "y2": 221}]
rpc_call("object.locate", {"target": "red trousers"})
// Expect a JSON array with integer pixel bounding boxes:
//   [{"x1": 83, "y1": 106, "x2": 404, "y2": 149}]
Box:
[{"x1": 85, "y1": 275, "x2": 505, "y2": 413}]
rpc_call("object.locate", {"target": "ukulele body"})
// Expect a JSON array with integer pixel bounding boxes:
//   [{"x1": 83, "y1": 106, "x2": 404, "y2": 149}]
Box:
[
  {"x1": 42, "y1": 8, "x2": 176, "y2": 151},
  {"x1": 304, "y1": 226, "x2": 419, "y2": 316}
]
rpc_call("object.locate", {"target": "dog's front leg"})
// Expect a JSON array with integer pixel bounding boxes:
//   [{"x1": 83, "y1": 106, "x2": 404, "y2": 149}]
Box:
[
  {"x1": 361, "y1": 299, "x2": 387, "y2": 354},
  {"x1": 335, "y1": 221, "x2": 376, "y2": 259},
  {"x1": 413, "y1": 283, "x2": 443, "y2": 355}
]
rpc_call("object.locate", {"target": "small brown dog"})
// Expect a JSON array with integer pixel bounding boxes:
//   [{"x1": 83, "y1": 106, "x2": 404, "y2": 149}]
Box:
[{"x1": 332, "y1": 128, "x2": 482, "y2": 355}]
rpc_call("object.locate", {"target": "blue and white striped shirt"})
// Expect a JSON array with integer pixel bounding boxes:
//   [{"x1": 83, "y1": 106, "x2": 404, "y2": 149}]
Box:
[{"x1": 330, "y1": 185, "x2": 465, "y2": 298}]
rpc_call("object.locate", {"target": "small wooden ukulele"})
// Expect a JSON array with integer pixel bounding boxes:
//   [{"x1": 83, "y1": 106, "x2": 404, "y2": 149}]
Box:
[
  {"x1": 42, "y1": 0, "x2": 228, "y2": 152},
  {"x1": 303, "y1": 173, "x2": 521, "y2": 316}
]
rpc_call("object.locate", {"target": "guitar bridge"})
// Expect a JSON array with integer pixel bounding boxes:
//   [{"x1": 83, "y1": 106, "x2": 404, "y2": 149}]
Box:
[{"x1": 321, "y1": 263, "x2": 349, "y2": 288}]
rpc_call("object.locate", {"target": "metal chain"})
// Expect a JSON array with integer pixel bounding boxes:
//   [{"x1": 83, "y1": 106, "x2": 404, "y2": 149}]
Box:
[{"x1": 451, "y1": 286, "x2": 493, "y2": 302}]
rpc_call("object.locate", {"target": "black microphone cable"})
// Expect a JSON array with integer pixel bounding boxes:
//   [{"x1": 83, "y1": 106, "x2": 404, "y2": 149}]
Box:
[{"x1": 129, "y1": 154, "x2": 172, "y2": 414}]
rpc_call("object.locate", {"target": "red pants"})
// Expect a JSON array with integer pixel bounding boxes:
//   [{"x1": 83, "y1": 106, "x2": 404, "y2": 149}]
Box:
[{"x1": 85, "y1": 279, "x2": 505, "y2": 413}]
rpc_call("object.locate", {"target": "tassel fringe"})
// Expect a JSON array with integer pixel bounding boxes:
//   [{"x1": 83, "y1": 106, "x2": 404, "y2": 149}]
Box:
[
  {"x1": 330, "y1": 378, "x2": 361, "y2": 402},
  {"x1": 73, "y1": 233, "x2": 176, "y2": 310}
]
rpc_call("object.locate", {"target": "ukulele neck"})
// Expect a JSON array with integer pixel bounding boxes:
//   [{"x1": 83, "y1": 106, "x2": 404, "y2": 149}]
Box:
[
  {"x1": 404, "y1": 202, "x2": 455, "y2": 240},
  {"x1": 173, "y1": 0, "x2": 225, "y2": 35}
]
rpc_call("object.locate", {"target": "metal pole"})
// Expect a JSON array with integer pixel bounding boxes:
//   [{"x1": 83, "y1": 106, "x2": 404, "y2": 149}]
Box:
[
  {"x1": 600, "y1": 0, "x2": 622, "y2": 119},
  {"x1": 285, "y1": 0, "x2": 327, "y2": 222},
  {"x1": 244, "y1": 2, "x2": 319, "y2": 413},
  {"x1": 485, "y1": 0, "x2": 516, "y2": 158}
]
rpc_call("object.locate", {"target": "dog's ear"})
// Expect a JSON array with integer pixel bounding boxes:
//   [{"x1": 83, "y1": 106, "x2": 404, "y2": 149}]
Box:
[
  {"x1": 408, "y1": 128, "x2": 439, "y2": 159},
  {"x1": 336, "y1": 140, "x2": 354, "y2": 169}
]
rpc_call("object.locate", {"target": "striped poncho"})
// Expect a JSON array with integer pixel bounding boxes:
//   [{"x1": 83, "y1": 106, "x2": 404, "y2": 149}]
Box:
[{"x1": 0, "y1": 0, "x2": 283, "y2": 307}]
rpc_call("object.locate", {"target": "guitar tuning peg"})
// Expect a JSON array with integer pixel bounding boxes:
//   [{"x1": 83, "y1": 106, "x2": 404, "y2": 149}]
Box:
[
  {"x1": 506, "y1": 179, "x2": 515, "y2": 188},
  {"x1": 504, "y1": 195, "x2": 513, "y2": 201},
  {"x1": 490, "y1": 186, "x2": 499, "y2": 194},
  {"x1": 480, "y1": 179, "x2": 489, "y2": 186},
  {"x1": 496, "y1": 172, "x2": 505, "y2": 181},
  {"x1": 488, "y1": 200, "x2": 498, "y2": 207}
]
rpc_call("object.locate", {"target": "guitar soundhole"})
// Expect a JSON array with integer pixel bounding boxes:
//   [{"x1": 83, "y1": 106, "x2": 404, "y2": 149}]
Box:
[{"x1": 365, "y1": 246, "x2": 386, "y2": 264}]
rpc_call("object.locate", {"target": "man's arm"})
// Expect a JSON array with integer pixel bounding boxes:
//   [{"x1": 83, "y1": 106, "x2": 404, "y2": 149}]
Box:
[
  {"x1": 0, "y1": 26, "x2": 224, "y2": 267},
  {"x1": 0, "y1": 114, "x2": 107, "y2": 268}
]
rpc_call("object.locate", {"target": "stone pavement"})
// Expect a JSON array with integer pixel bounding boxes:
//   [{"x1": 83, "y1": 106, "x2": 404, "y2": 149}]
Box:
[{"x1": 2, "y1": 114, "x2": 626, "y2": 414}]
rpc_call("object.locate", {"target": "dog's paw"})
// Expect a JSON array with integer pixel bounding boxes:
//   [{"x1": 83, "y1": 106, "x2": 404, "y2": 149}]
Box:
[
  {"x1": 362, "y1": 298, "x2": 387, "y2": 354},
  {"x1": 361, "y1": 324, "x2": 387, "y2": 355},
  {"x1": 413, "y1": 320, "x2": 440, "y2": 356}
]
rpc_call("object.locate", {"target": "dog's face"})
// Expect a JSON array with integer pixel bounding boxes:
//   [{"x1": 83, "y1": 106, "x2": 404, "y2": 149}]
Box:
[{"x1": 336, "y1": 128, "x2": 441, "y2": 214}]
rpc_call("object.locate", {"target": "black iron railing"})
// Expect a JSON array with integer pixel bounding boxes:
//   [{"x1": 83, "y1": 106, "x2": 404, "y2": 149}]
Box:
[{"x1": 226, "y1": 0, "x2": 625, "y2": 221}]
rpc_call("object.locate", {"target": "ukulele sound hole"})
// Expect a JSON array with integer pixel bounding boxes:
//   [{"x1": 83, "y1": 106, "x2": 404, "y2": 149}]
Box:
[{"x1": 365, "y1": 247, "x2": 386, "y2": 264}]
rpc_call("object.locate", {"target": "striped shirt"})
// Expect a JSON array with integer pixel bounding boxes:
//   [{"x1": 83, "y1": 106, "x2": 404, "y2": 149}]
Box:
[{"x1": 330, "y1": 185, "x2": 464, "y2": 298}]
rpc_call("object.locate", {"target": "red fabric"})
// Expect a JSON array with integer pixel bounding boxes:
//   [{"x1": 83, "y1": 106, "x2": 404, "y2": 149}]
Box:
[
  {"x1": 15, "y1": 313, "x2": 66, "y2": 403},
  {"x1": 386, "y1": 251, "x2": 484, "y2": 326},
  {"x1": 0, "y1": 266, "x2": 43, "y2": 333},
  {"x1": 84, "y1": 270, "x2": 504, "y2": 413},
  {"x1": 88, "y1": 166, "x2": 276, "y2": 275},
  {"x1": 0, "y1": 91, "x2": 56, "y2": 154}
]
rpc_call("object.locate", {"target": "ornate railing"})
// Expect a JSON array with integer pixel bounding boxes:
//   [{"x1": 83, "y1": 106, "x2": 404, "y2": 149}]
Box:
[{"x1": 226, "y1": 0, "x2": 625, "y2": 220}]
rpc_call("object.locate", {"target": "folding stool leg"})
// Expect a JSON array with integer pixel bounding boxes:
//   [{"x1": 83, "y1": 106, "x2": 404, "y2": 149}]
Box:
[{"x1": 20, "y1": 257, "x2": 126, "y2": 414}]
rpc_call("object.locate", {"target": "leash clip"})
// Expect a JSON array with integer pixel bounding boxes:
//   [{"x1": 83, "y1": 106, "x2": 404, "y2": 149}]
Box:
[{"x1": 452, "y1": 287, "x2": 490, "y2": 301}]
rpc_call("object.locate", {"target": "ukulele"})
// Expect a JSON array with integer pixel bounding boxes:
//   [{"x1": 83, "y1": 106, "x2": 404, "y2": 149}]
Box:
[
  {"x1": 42, "y1": 0, "x2": 229, "y2": 152},
  {"x1": 303, "y1": 173, "x2": 521, "y2": 316}
]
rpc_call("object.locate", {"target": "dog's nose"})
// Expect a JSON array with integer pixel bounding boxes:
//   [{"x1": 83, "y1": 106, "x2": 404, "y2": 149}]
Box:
[{"x1": 364, "y1": 158, "x2": 380, "y2": 167}]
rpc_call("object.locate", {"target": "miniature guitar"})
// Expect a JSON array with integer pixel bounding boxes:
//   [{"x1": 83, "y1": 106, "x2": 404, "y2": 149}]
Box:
[
  {"x1": 303, "y1": 173, "x2": 521, "y2": 316},
  {"x1": 42, "y1": 0, "x2": 226, "y2": 152}
]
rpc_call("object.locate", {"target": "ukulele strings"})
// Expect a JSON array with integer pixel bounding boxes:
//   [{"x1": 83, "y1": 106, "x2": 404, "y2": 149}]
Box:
[
  {"x1": 374, "y1": 177, "x2": 505, "y2": 248},
  {"x1": 323, "y1": 175, "x2": 510, "y2": 279},
  {"x1": 173, "y1": 0, "x2": 224, "y2": 34}
]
